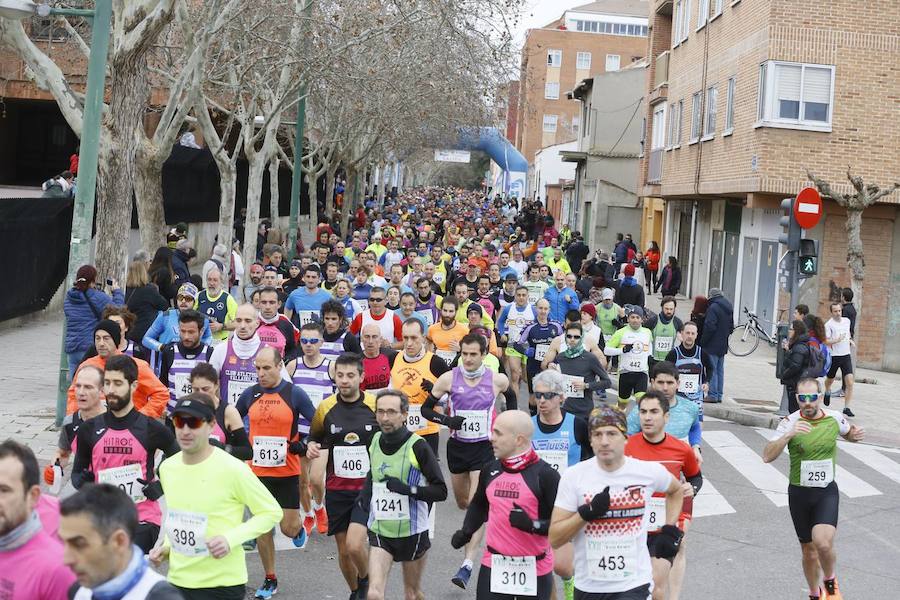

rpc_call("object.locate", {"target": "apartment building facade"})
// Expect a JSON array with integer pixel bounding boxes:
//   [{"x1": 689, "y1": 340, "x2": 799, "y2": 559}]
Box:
[
  {"x1": 515, "y1": 0, "x2": 649, "y2": 201},
  {"x1": 637, "y1": 0, "x2": 900, "y2": 370}
]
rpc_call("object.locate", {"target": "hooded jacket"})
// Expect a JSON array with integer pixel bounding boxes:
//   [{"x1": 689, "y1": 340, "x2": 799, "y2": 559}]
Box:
[
  {"x1": 699, "y1": 292, "x2": 734, "y2": 356},
  {"x1": 64, "y1": 287, "x2": 125, "y2": 354}
]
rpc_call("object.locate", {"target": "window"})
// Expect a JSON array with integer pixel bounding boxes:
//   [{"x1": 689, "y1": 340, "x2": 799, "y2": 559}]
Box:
[
  {"x1": 690, "y1": 92, "x2": 702, "y2": 142},
  {"x1": 704, "y1": 86, "x2": 717, "y2": 137},
  {"x1": 698, "y1": 0, "x2": 709, "y2": 28},
  {"x1": 576, "y1": 52, "x2": 592, "y2": 70},
  {"x1": 543, "y1": 114, "x2": 558, "y2": 132},
  {"x1": 757, "y1": 61, "x2": 834, "y2": 130},
  {"x1": 673, "y1": 0, "x2": 682, "y2": 43},
  {"x1": 545, "y1": 82, "x2": 560, "y2": 99},
  {"x1": 725, "y1": 77, "x2": 736, "y2": 132},
  {"x1": 572, "y1": 115, "x2": 581, "y2": 135},
  {"x1": 675, "y1": 99, "x2": 684, "y2": 145},
  {"x1": 666, "y1": 102, "x2": 676, "y2": 148},
  {"x1": 714, "y1": 0, "x2": 724, "y2": 16},
  {"x1": 606, "y1": 54, "x2": 621, "y2": 71},
  {"x1": 547, "y1": 50, "x2": 562, "y2": 67},
  {"x1": 682, "y1": 0, "x2": 692, "y2": 41},
  {"x1": 652, "y1": 104, "x2": 667, "y2": 150},
  {"x1": 576, "y1": 20, "x2": 584, "y2": 31},
  {"x1": 582, "y1": 103, "x2": 591, "y2": 138},
  {"x1": 640, "y1": 117, "x2": 647, "y2": 156}
]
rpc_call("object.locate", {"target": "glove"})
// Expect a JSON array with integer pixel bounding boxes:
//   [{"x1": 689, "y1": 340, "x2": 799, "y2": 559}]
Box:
[
  {"x1": 288, "y1": 440, "x2": 308, "y2": 455},
  {"x1": 81, "y1": 470, "x2": 95, "y2": 483},
  {"x1": 622, "y1": 344, "x2": 634, "y2": 353},
  {"x1": 577, "y1": 486, "x2": 610, "y2": 521},
  {"x1": 138, "y1": 478, "x2": 164, "y2": 501},
  {"x1": 383, "y1": 475, "x2": 412, "y2": 496},
  {"x1": 525, "y1": 346, "x2": 535, "y2": 358},
  {"x1": 208, "y1": 437, "x2": 226, "y2": 450},
  {"x1": 43, "y1": 463, "x2": 57, "y2": 486},
  {"x1": 444, "y1": 415, "x2": 466, "y2": 430},
  {"x1": 420, "y1": 379, "x2": 434, "y2": 393},
  {"x1": 652, "y1": 525, "x2": 684, "y2": 560},
  {"x1": 451, "y1": 529, "x2": 472, "y2": 549},
  {"x1": 508, "y1": 503, "x2": 534, "y2": 533}
]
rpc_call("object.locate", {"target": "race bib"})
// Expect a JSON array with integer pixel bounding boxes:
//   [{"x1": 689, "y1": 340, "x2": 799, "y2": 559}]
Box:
[
  {"x1": 171, "y1": 372, "x2": 193, "y2": 398},
  {"x1": 490, "y1": 555, "x2": 537, "y2": 596},
  {"x1": 456, "y1": 409, "x2": 489, "y2": 440},
  {"x1": 227, "y1": 380, "x2": 254, "y2": 406},
  {"x1": 432, "y1": 272, "x2": 445, "y2": 284},
  {"x1": 436, "y1": 349, "x2": 457, "y2": 366},
  {"x1": 586, "y1": 536, "x2": 638, "y2": 582},
  {"x1": 678, "y1": 374, "x2": 701, "y2": 395},
  {"x1": 527, "y1": 291, "x2": 541, "y2": 305},
  {"x1": 536, "y1": 449, "x2": 568, "y2": 473},
  {"x1": 98, "y1": 463, "x2": 145, "y2": 503},
  {"x1": 406, "y1": 404, "x2": 426, "y2": 432},
  {"x1": 357, "y1": 300, "x2": 369, "y2": 312},
  {"x1": 166, "y1": 509, "x2": 208, "y2": 556},
  {"x1": 297, "y1": 310, "x2": 316, "y2": 326},
  {"x1": 415, "y1": 310, "x2": 434, "y2": 327},
  {"x1": 372, "y1": 482, "x2": 409, "y2": 520},
  {"x1": 252, "y1": 436, "x2": 287, "y2": 467},
  {"x1": 333, "y1": 445, "x2": 370, "y2": 478},
  {"x1": 801, "y1": 459, "x2": 834, "y2": 488},
  {"x1": 654, "y1": 337, "x2": 673, "y2": 354},
  {"x1": 561, "y1": 374, "x2": 583, "y2": 398},
  {"x1": 534, "y1": 344, "x2": 550, "y2": 362},
  {"x1": 305, "y1": 387, "x2": 327, "y2": 408},
  {"x1": 643, "y1": 496, "x2": 666, "y2": 532}
]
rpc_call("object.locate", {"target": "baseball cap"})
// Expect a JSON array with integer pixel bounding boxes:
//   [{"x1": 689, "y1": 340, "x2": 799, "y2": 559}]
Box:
[
  {"x1": 601, "y1": 288, "x2": 615, "y2": 301},
  {"x1": 625, "y1": 305, "x2": 645, "y2": 318},
  {"x1": 504, "y1": 272, "x2": 519, "y2": 281},
  {"x1": 171, "y1": 397, "x2": 215, "y2": 422}
]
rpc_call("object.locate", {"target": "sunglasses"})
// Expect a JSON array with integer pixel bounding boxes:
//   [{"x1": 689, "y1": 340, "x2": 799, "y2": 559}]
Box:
[
  {"x1": 173, "y1": 414, "x2": 208, "y2": 429},
  {"x1": 300, "y1": 337, "x2": 321, "y2": 344},
  {"x1": 369, "y1": 297, "x2": 385, "y2": 302},
  {"x1": 797, "y1": 393, "x2": 819, "y2": 404},
  {"x1": 534, "y1": 392, "x2": 557, "y2": 400},
  {"x1": 566, "y1": 334, "x2": 582, "y2": 340}
]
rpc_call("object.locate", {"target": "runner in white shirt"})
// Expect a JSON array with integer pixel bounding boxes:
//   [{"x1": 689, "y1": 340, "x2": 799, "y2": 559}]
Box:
[
  {"x1": 550, "y1": 405, "x2": 684, "y2": 600},
  {"x1": 824, "y1": 302, "x2": 856, "y2": 417}
]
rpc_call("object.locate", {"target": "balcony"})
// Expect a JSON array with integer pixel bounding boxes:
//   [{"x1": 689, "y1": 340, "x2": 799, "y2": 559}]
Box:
[
  {"x1": 654, "y1": 51, "x2": 669, "y2": 89},
  {"x1": 648, "y1": 148, "x2": 663, "y2": 184},
  {"x1": 655, "y1": 0, "x2": 673, "y2": 15}
]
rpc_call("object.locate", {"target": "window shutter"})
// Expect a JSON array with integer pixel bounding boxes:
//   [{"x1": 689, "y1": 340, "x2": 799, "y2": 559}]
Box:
[
  {"x1": 775, "y1": 64, "x2": 801, "y2": 102},
  {"x1": 804, "y1": 67, "x2": 831, "y2": 104}
]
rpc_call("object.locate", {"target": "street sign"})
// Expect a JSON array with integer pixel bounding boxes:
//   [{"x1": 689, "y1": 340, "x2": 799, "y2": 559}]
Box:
[
  {"x1": 799, "y1": 256, "x2": 817, "y2": 275},
  {"x1": 434, "y1": 149, "x2": 471, "y2": 163},
  {"x1": 794, "y1": 187, "x2": 822, "y2": 229}
]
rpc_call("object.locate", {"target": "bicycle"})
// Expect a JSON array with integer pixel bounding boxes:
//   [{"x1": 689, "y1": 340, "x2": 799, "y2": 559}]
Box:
[{"x1": 727, "y1": 307, "x2": 781, "y2": 356}]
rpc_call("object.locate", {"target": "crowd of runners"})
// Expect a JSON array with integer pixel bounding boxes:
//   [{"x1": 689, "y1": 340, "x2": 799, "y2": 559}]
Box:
[{"x1": 4, "y1": 187, "x2": 863, "y2": 600}]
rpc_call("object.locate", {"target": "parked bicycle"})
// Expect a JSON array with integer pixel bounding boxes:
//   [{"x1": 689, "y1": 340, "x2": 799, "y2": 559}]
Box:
[{"x1": 728, "y1": 307, "x2": 781, "y2": 356}]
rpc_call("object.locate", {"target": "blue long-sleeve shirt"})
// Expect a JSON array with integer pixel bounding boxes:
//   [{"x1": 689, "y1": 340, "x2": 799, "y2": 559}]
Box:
[
  {"x1": 142, "y1": 308, "x2": 213, "y2": 352},
  {"x1": 626, "y1": 395, "x2": 701, "y2": 447},
  {"x1": 543, "y1": 285, "x2": 580, "y2": 324}
]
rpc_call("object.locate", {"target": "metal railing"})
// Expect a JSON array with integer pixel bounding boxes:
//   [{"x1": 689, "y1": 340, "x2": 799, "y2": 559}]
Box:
[{"x1": 648, "y1": 148, "x2": 664, "y2": 183}]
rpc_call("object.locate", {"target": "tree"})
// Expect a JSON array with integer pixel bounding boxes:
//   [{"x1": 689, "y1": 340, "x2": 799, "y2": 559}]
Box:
[{"x1": 806, "y1": 167, "x2": 899, "y2": 336}]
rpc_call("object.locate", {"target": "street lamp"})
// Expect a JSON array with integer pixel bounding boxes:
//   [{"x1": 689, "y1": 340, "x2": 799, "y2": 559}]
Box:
[{"x1": 0, "y1": 0, "x2": 114, "y2": 424}]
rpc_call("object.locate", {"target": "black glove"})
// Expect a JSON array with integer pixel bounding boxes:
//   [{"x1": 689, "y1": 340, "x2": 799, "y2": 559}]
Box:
[
  {"x1": 652, "y1": 525, "x2": 684, "y2": 560},
  {"x1": 451, "y1": 529, "x2": 472, "y2": 549},
  {"x1": 288, "y1": 440, "x2": 308, "y2": 455},
  {"x1": 208, "y1": 437, "x2": 226, "y2": 450},
  {"x1": 383, "y1": 475, "x2": 412, "y2": 496},
  {"x1": 577, "y1": 486, "x2": 610, "y2": 521},
  {"x1": 138, "y1": 478, "x2": 164, "y2": 501},
  {"x1": 444, "y1": 415, "x2": 466, "y2": 430},
  {"x1": 420, "y1": 379, "x2": 434, "y2": 393},
  {"x1": 508, "y1": 503, "x2": 534, "y2": 533},
  {"x1": 81, "y1": 470, "x2": 95, "y2": 483},
  {"x1": 622, "y1": 344, "x2": 634, "y2": 353}
]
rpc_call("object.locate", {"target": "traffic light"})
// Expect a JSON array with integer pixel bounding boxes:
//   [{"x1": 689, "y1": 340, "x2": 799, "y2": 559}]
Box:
[
  {"x1": 797, "y1": 238, "x2": 818, "y2": 277},
  {"x1": 779, "y1": 198, "x2": 801, "y2": 252}
]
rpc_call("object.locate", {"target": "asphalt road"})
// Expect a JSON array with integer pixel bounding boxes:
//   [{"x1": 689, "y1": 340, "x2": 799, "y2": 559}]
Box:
[{"x1": 240, "y1": 418, "x2": 900, "y2": 599}]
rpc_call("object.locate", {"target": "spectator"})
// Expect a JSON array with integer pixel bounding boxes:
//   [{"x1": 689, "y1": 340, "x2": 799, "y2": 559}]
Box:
[
  {"x1": 124, "y1": 259, "x2": 168, "y2": 344},
  {"x1": 612, "y1": 233, "x2": 628, "y2": 271},
  {"x1": 699, "y1": 288, "x2": 733, "y2": 404},
  {"x1": 64, "y1": 265, "x2": 124, "y2": 379},
  {"x1": 148, "y1": 247, "x2": 177, "y2": 303},
  {"x1": 644, "y1": 241, "x2": 660, "y2": 293},
  {"x1": 230, "y1": 239, "x2": 245, "y2": 300},
  {"x1": 564, "y1": 232, "x2": 589, "y2": 274},
  {"x1": 656, "y1": 256, "x2": 682, "y2": 296},
  {"x1": 613, "y1": 263, "x2": 645, "y2": 308},
  {"x1": 780, "y1": 319, "x2": 814, "y2": 413},
  {"x1": 171, "y1": 238, "x2": 193, "y2": 285},
  {"x1": 690, "y1": 295, "x2": 709, "y2": 341},
  {"x1": 41, "y1": 170, "x2": 75, "y2": 198}
]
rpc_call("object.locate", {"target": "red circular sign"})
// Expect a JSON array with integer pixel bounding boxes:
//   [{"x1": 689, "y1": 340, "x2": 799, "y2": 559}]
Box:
[{"x1": 794, "y1": 187, "x2": 822, "y2": 229}]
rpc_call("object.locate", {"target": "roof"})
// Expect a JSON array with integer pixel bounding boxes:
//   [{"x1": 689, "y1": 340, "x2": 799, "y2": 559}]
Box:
[{"x1": 568, "y1": 0, "x2": 650, "y2": 18}]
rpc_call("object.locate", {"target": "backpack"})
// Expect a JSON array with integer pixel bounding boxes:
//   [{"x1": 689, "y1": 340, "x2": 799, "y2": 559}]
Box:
[{"x1": 802, "y1": 341, "x2": 827, "y2": 379}]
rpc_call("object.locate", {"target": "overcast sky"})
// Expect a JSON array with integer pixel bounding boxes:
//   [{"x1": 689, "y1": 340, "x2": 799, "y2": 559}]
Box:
[{"x1": 507, "y1": 0, "x2": 587, "y2": 79}]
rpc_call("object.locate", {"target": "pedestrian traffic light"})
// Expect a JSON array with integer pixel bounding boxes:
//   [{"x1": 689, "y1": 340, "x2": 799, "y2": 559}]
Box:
[
  {"x1": 797, "y1": 238, "x2": 818, "y2": 277},
  {"x1": 779, "y1": 198, "x2": 801, "y2": 252}
]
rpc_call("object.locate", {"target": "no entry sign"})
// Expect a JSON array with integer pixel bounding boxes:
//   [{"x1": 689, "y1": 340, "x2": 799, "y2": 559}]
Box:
[{"x1": 794, "y1": 187, "x2": 822, "y2": 230}]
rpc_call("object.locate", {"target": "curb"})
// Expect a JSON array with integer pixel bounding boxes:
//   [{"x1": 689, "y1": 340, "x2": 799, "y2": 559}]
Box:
[{"x1": 703, "y1": 402, "x2": 782, "y2": 429}]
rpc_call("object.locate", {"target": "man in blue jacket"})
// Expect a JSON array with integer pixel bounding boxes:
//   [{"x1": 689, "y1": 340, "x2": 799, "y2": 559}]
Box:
[
  {"x1": 544, "y1": 269, "x2": 580, "y2": 324},
  {"x1": 698, "y1": 288, "x2": 733, "y2": 403}
]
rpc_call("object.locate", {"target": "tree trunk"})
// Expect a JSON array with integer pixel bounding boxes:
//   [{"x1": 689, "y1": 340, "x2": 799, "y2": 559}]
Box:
[
  {"x1": 133, "y1": 140, "x2": 169, "y2": 254},
  {"x1": 325, "y1": 163, "x2": 337, "y2": 219},
  {"x1": 341, "y1": 165, "x2": 356, "y2": 238},
  {"x1": 307, "y1": 156, "x2": 319, "y2": 228},
  {"x1": 269, "y1": 157, "x2": 280, "y2": 227},
  {"x1": 845, "y1": 207, "x2": 865, "y2": 343},
  {"x1": 216, "y1": 159, "x2": 238, "y2": 265},
  {"x1": 243, "y1": 152, "x2": 268, "y2": 268}
]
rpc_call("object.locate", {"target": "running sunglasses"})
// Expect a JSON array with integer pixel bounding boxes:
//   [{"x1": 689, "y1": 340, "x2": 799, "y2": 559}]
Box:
[
  {"x1": 797, "y1": 393, "x2": 819, "y2": 404},
  {"x1": 369, "y1": 297, "x2": 385, "y2": 302},
  {"x1": 534, "y1": 392, "x2": 557, "y2": 400},
  {"x1": 300, "y1": 337, "x2": 322, "y2": 344},
  {"x1": 566, "y1": 334, "x2": 582, "y2": 340},
  {"x1": 173, "y1": 415, "x2": 208, "y2": 429}
]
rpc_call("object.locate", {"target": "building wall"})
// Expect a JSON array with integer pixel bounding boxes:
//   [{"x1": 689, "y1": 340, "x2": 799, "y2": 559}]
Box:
[
  {"x1": 517, "y1": 26, "x2": 648, "y2": 170},
  {"x1": 533, "y1": 141, "x2": 578, "y2": 206}
]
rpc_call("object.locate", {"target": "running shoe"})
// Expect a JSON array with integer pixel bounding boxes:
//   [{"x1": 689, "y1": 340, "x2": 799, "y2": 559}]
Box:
[
  {"x1": 822, "y1": 577, "x2": 843, "y2": 600},
  {"x1": 843, "y1": 407, "x2": 855, "y2": 418},
  {"x1": 255, "y1": 576, "x2": 278, "y2": 599},
  {"x1": 823, "y1": 392, "x2": 831, "y2": 406},
  {"x1": 292, "y1": 527, "x2": 308, "y2": 548},
  {"x1": 315, "y1": 505, "x2": 329, "y2": 534},
  {"x1": 451, "y1": 565, "x2": 472, "y2": 589},
  {"x1": 303, "y1": 512, "x2": 316, "y2": 537}
]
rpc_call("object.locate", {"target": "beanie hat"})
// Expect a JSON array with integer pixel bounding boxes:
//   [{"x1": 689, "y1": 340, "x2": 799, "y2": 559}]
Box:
[
  {"x1": 94, "y1": 319, "x2": 122, "y2": 347},
  {"x1": 623, "y1": 264, "x2": 636, "y2": 277},
  {"x1": 177, "y1": 282, "x2": 199, "y2": 299},
  {"x1": 580, "y1": 303, "x2": 597, "y2": 319},
  {"x1": 588, "y1": 405, "x2": 627, "y2": 436}
]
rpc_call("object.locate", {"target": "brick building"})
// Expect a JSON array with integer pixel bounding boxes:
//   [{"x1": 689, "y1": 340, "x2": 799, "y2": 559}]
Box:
[
  {"x1": 515, "y1": 0, "x2": 649, "y2": 199},
  {"x1": 636, "y1": 0, "x2": 900, "y2": 369}
]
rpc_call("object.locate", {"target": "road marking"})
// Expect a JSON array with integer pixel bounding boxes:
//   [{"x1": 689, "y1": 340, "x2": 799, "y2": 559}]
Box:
[
  {"x1": 838, "y1": 442, "x2": 900, "y2": 487},
  {"x1": 703, "y1": 416, "x2": 727, "y2": 423},
  {"x1": 704, "y1": 430, "x2": 790, "y2": 507},
  {"x1": 754, "y1": 429, "x2": 881, "y2": 498},
  {"x1": 692, "y1": 477, "x2": 736, "y2": 518}
]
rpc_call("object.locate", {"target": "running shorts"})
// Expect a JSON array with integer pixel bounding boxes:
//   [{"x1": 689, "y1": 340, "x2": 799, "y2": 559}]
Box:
[
  {"x1": 617, "y1": 372, "x2": 648, "y2": 400},
  {"x1": 368, "y1": 530, "x2": 431, "y2": 562},
  {"x1": 788, "y1": 482, "x2": 839, "y2": 543},
  {"x1": 326, "y1": 489, "x2": 367, "y2": 536},
  {"x1": 259, "y1": 475, "x2": 301, "y2": 510},
  {"x1": 134, "y1": 522, "x2": 161, "y2": 555},
  {"x1": 446, "y1": 438, "x2": 494, "y2": 474},
  {"x1": 505, "y1": 346, "x2": 526, "y2": 360},
  {"x1": 175, "y1": 585, "x2": 246, "y2": 600},
  {"x1": 476, "y1": 565, "x2": 553, "y2": 599},
  {"x1": 826, "y1": 355, "x2": 853, "y2": 379},
  {"x1": 421, "y1": 432, "x2": 440, "y2": 459},
  {"x1": 574, "y1": 584, "x2": 651, "y2": 600}
]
